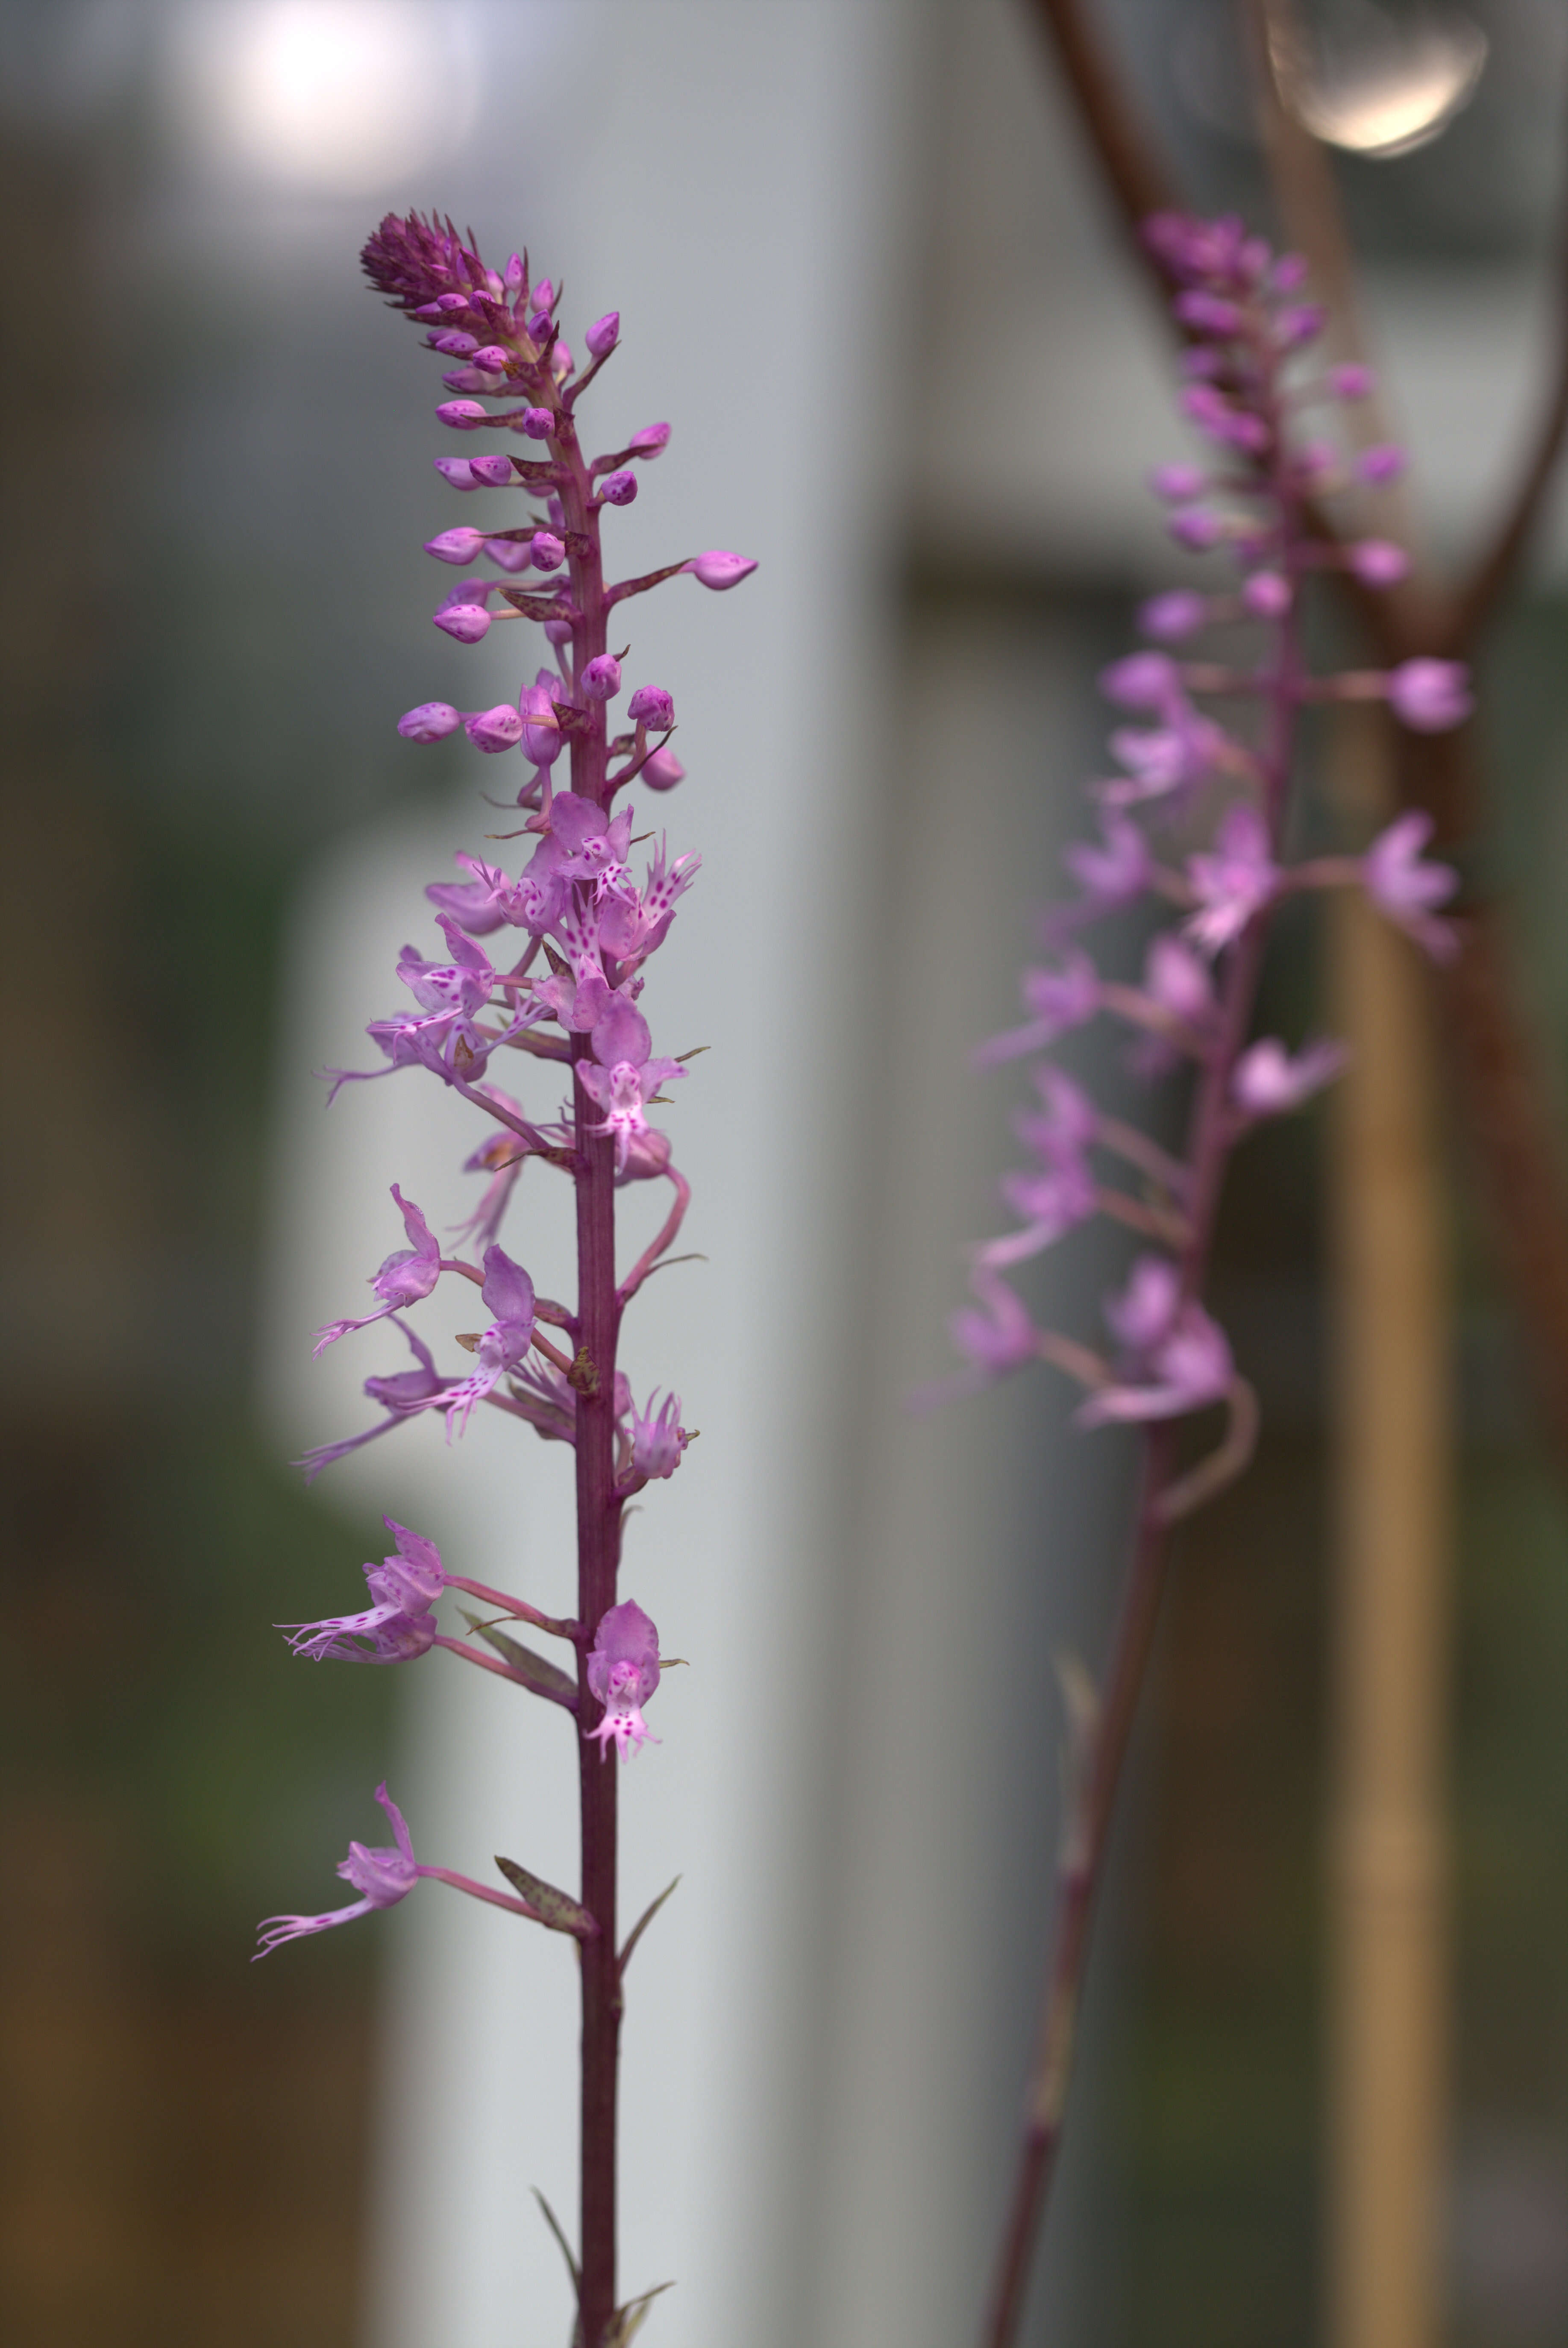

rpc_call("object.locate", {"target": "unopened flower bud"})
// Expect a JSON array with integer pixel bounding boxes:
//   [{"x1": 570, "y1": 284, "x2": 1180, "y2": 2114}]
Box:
[
  {"x1": 526, "y1": 309, "x2": 553, "y2": 340},
  {"x1": 1349, "y1": 539, "x2": 1409, "y2": 587},
  {"x1": 424, "y1": 527, "x2": 486, "y2": 564},
  {"x1": 522, "y1": 407, "x2": 554, "y2": 439},
  {"x1": 683, "y1": 549, "x2": 757, "y2": 590},
  {"x1": 398, "y1": 701, "x2": 462, "y2": 741},
  {"x1": 1139, "y1": 589, "x2": 1207, "y2": 641},
  {"x1": 582, "y1": 654, "x2": 622, "y2": 701},
  {"x1": 472, "y1": 345, "x2": 511, "y2": 372},
  {"x1": 1150, "y1": 462, "x2": 1207, "y2": 501},
  {"x1": 436, "y1": 400, "x2": 489, "y2": 431},
  {"x1": 551, "y1": 340, "x2": 573, "y2": 381},
  {"x1": 628, "y1": 422, "x2": 672, "y2": 457},
  {"x1": 520, "y1": 685, "x2": 564, "y2": 764},
  {"x1": 1169, "y1": 507, "x2": 1224, "y2": 550},
  {"x1": 1275, "y1": 302, "x2": 1326, "y2": 349},
  {"x1": 1173, "y1": 289, "x2": 1241, "y2": 335},
  {"x1": 1241, "y1": 569, "x2": 1292, "y2": 617},
  {"x1": 1329, "y1": 362, "x2": 1374, "y2": 400},
  {"x1": 433, "y1": 458, "x2": 482, "y2": 490},
  {"x1": 505, "y1": 253, "x2": 525, "y2": 291},
  {"x1": 469, "y1": 453, "x2": 515, "y2": 486},
  {"x1": 586, "y1": 311, "x2": 620, "y2": 358},
  {"x1": 628, "y1": 686, "x2": 674, "y2": 730},
  {"x1": 443, "y1": 367, "x2": 501, "y2": 393},
  {"x1": 1386, "y1": 657, "x2": 1471, "y2": 732},
  {"x1": 1101, "y1": 652, "x2": 1177, "y2": 709},
  {"x1": 640, "y1": 747, "x2": 686, "y2": 792},
  {"x1": 436, "y1": 292, "x2": 468, "y2": 312},
  {"x1": 543, "y1": 615, "x2": 575, "y2": 646},
  {"x1": 466, "y1": 704, "x2": 525, "y2": 752},
  {"x1": 531, "y1": 531, "x2": 566, "y2": 571},
  {"x1": 532, "y1": 280, "x2": 555, "y2": 314},
  {"x1": 1357, "y1": 443, "x2": 1406, "y2": 484},
  {"x1": 599, "y1": 470, "x2": 637, "y2": 506},
  {"x1": 431, "y1": 329, "x2": 478, "y2": 356},
  {"x1": 434, "y1": 602, "x2": 492, "y2": 644}
]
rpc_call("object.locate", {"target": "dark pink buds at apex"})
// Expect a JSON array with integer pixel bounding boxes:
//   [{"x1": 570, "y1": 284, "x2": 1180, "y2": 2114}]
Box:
[
  {"x1": 429, "y1": 329, "x2": 478, "y2": 355},
  {"x1": 425, "y1": 527, "x2": 486, "y2": 564},
  {"x1": 523, "y1": 407, "x2": 554, "y2": 440},
  {"x1": 628, "y1": 686, "x2": 674, "y2": 730},
  {"x1": 531, "y1": 532, "x2": 566, "y2": 571},
  {"x1": 472, "y1": 345, "x2": 511, "y2": 372},
  {"x1": 640, "y1": 747, "x2": 686, "y2": 792},
  {"x1": 437, "y1": 401, "x2": 489, "y2": 431},
  {"x1": 398, "y1": 701, "x2": 462, "y2": 741},
  {"x1": 683, "y1": 549, "x2": 757, "y2": 590},
  {"x1": 582, "y1": 655, "x2": 622, "y2": 701},
  {"x1": 599, "y1": 470, "x2": 637, "y2": 506},
  {"x1": 465, "y1": 704, "x2": 525, "y2": 752},
  {"x1": 586, "y1": 311, "x2": 620, "y2": 359}
]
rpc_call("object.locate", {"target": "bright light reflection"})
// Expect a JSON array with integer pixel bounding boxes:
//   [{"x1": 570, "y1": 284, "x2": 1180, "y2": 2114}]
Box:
[
  {"x1": 174, "y1": 0, "x2": 479, "y2": 191},
  {"x1": 1279, "y1": 8, "x2": 1488, "y2": 158}
]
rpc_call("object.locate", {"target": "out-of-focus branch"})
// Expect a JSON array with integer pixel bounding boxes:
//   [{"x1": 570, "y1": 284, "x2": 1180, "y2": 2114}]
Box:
[
  {"x1": 1024, "y1": 0, "x2": 1179, "y2": 255},
  {"x1": 1446, "y1": 144, "x2": 1568, "y2": 646}
]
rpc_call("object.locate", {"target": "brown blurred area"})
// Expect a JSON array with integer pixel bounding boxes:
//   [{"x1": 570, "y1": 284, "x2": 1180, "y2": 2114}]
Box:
[
  {"x1": 0, "y1": 108, "x2": 391, "y2": 2348},
  {"x1": 0, "y1": 1805, "x2": 372, "y2": 2346}
]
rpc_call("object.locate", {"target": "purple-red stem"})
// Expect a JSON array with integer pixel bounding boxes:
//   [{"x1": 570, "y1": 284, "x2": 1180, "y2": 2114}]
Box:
[
  {"x1": 982, "y1": 351, "x2": 1304, "y2": 2348},
  {"x1": 544, "y1": 354, "x2": 625, "y2": 2348}
]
